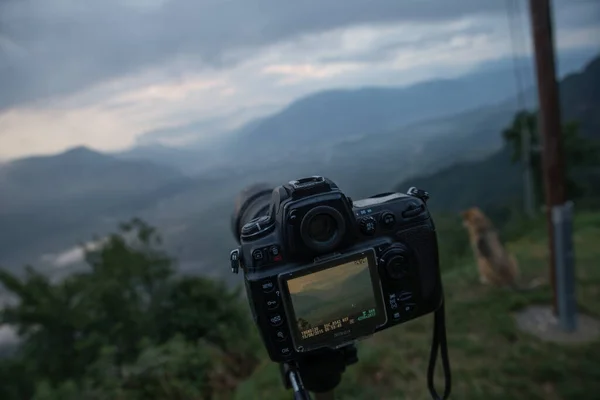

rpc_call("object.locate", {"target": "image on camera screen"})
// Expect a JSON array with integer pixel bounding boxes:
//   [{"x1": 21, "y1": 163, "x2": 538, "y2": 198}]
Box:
[{"x1": 287, "y1": 256, "x2": 379, "y2": 342}]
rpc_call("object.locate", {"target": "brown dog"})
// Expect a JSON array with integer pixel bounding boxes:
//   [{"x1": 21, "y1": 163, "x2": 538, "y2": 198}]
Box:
[{"x1": 460, "y1": 207, "x2": 520, "y2": 287}]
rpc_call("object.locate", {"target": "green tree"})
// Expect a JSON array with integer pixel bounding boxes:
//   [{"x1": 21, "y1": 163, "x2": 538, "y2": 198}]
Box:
[
  {"x1": 0, "y1": 267, "x2": 90, "y2": 384},
  {"x1": 502, "y1": 110, "x2": 600, "y2": 206},
  {"x1": 0, "y1": 357, "x2": 36, "y2": 400},
  {"x1": 80, "y1": 218, "x2": 175, "y2": 371},
  {"x1": 0, "y1": 218, "x2": 260, "y2": 399},
  {"x1": 156, "y1": 276, "x2": 261, "y2": 377},
  {"x1": 0, "y1": 219, "x2": 174, "y2": 385},
  {"x1": 31, "y1": 336, "x2": 219, "y2": 400}
]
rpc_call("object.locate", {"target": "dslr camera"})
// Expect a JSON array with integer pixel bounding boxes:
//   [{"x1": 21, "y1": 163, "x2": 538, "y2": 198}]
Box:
[{"x1": 230, "y1": 176, "x2": 442, "y2": 363}]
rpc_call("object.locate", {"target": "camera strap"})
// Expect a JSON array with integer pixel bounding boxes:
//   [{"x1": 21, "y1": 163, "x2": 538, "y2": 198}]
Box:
[{"x1": 427, "y1": 300, "x2": 452, "y2": 400}]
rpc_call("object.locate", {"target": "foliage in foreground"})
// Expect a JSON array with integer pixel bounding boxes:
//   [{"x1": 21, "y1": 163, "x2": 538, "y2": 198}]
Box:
[
  {"x1": 2, "y1": 209, "x2": 599, "y2": 399},
  {"x1": 0, "y1": 219, "x2": 261, "y2": 400}
]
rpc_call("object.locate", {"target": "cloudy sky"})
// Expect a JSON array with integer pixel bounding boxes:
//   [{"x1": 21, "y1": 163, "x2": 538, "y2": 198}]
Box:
[{"x1": 0, "y1": 0, "x2": 598, "y2": 160}]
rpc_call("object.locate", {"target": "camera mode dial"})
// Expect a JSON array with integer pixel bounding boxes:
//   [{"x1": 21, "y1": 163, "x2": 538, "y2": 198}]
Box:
[
  {"x1": 358, "y1": 216, "x2": 377, "y2": 235},
  {"x1": 240, "y1": 215, "x2": 274, "y2": 241}
]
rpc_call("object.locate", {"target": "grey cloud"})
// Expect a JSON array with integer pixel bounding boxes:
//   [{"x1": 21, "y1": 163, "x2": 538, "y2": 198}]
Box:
[
  {"x1": 0, "y1": 0, "x2": 597, "y2": 110},
  {"x1": 319, "y1": 24, "x2": 498, "y2": 65}
]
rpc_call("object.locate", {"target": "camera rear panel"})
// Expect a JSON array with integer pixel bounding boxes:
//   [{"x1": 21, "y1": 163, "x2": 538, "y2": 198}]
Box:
[
  {"x1": 243, "y1": 237, "x2": 441, "y2": 362},
  {"x1": 234, "y1": 181, "x2": 443, "y2": 363}
]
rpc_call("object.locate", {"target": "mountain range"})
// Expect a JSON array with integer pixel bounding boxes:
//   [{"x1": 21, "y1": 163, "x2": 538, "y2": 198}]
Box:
[
  {"x1": 394, "y1": 54, "x2": 600, "y2": 214},
  {"x1": 0, "y1": 50, "x2": 598, "y2": 284},
  {"x1": 118, "y1": 50, "x2": 593, "y2": 174}
]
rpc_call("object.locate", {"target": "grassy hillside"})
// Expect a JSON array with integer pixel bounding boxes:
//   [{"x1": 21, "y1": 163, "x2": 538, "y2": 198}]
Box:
[{"x1": 235, "y1": 211, "x2": 600, "y2": 400}]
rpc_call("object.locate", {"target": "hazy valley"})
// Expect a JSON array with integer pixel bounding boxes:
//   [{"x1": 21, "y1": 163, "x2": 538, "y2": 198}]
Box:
[{"x1": 1, "y1": 50, "x2": 598, "y2": 287}]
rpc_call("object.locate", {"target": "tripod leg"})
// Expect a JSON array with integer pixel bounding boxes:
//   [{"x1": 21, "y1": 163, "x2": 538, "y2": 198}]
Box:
[{"x1": 287, "y1": 367, "x2": 312, "y2": 400}]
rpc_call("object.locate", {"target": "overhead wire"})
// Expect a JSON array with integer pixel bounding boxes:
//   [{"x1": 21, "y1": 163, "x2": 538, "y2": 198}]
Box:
[
  {"x1": 505, "y1": 0, "x2": 529, "y2": 113},
  {"x1": 506, "y1": 0, "x2": 538, "y2": 217},
  {"x1": 514, "y1": 0, "x2": 539, "y2": 107}
]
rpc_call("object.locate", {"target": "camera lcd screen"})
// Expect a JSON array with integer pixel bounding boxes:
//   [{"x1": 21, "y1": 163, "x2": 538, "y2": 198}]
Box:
[{"x1": 281, "y1": 250, "x2": 386, "y2": 352}]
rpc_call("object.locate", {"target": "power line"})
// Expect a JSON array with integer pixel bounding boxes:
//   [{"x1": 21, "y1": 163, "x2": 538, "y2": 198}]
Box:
[
  {"x1": 505, "y1": 0, "x2": 528, "y2": 112},
  {"x1": 506, "y1": 0, "x2": 536, "y2": 218},
  {"x1": 513, "y1": 0, "x2": 538, "y2": 105}
]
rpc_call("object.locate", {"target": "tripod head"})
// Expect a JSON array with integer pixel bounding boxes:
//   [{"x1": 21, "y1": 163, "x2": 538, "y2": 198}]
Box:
[
  {"x1": 279, "y1": 302, "x2": 451, "y2": 400},
  {"x1": 280, "y1": 345, "x2": 358, "y2": 400}
]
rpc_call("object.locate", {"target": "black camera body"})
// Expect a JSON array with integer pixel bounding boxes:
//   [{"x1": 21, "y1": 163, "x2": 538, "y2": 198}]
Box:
[{"x1": 230, "y1": 176, "x2": 442, "y2": 363}]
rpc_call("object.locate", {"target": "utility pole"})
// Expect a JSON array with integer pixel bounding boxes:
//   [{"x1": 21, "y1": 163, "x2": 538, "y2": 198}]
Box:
[{"x1": 529, "y1": 0, "x2": 577, "y2": 330}]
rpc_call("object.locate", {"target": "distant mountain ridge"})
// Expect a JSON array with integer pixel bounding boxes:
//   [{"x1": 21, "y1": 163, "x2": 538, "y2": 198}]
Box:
[
  {"x1": 1, "y1": 51, "x2": 598, "y2": 282},
  {"x1": 395, "y1": 53, "x2": 600, "y2": 213},
  {"x1": 0, "y1": 147, "x2": 193, "y2": 267},
  {"x1": 106, "y1": 50, "x2": 595, "y2": 173},
  {"x1": 0, "y1": 146, "x2": 185, "y2": 212},
  {"x1": 228, "y1": 68, "x2": 527, "y2": 160},
  {"x1": 559, "y1": 55, "x2": 600, "y2": 140}
]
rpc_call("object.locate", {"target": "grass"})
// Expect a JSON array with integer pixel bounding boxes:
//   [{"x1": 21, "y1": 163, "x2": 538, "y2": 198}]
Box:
[{"x1": 234, "y1": 211, "x2": 600, "y2": 399}]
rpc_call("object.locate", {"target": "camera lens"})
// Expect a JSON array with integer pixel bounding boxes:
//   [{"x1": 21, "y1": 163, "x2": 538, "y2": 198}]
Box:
[
  {"x1": 231, "y1": 183, "x2": 273, "y2": 243},
  {"x1": 300, "y1": 206, "x2": 346, "y2": 253},
  {"x1": 307, "y1": 213, "x2": 337, "y2": 243}
]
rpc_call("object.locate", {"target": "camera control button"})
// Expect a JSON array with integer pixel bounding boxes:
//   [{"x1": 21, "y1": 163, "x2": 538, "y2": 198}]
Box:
[
  {"x1": 274, "y1": 330, "x2": 287, "y2": 342},
  {"x1": 401, "y1": 303, "x2": 417, "y2": 316},
  {"x1": 407, "y1": 187, "x2": 430, "y2": 202},
  {"x1": 386, "y1": 255, "x2": 409, "y2": 279},
  {"x1": 402, "y1": 201, "x2": 424, "y2": 218},
  {"x1": 280, "y1": 347, "x2": 292, "y2": 357},
  {"x1": 265, "y1": 297, "x2": 279, "y2": 310},
  {"x1": 229, "y1": 249, "x2": 241, "y2": 274},
  {"x1": 380, "y1": 212, "x2": 396, "y2": 228},
  {"x1": 269, "y1": 314, "x2": 284, "y2": 327},
  {"x1": 252, "y1": 249, "x2": 264, "y2": 261},
  {"x1": 268, "y1": 246, "x2": 283, "y2": 262},
  {"x1": 287, "y1": 210, "x2": 298, "y2": 224},
  {"x1": 388, "y1": 293, "x2": 398, "y2": 310},
  {"x1": 359, "y1": 216, "x2": 377, "y2": 235},
  {"x1": 260, "y1": 279, "x2": 275, "y2": 293},
  {"x1": 392, "y1": 304, "x2": 417, "y2": 321},
  {"x1": 398, "y1": 291, "x2": 413, "y2": 302}
]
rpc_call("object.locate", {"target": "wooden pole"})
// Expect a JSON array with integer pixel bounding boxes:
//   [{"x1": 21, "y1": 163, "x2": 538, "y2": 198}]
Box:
[{"x1": 528, "y1": 0, "x2": 566, "y2": 315}]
